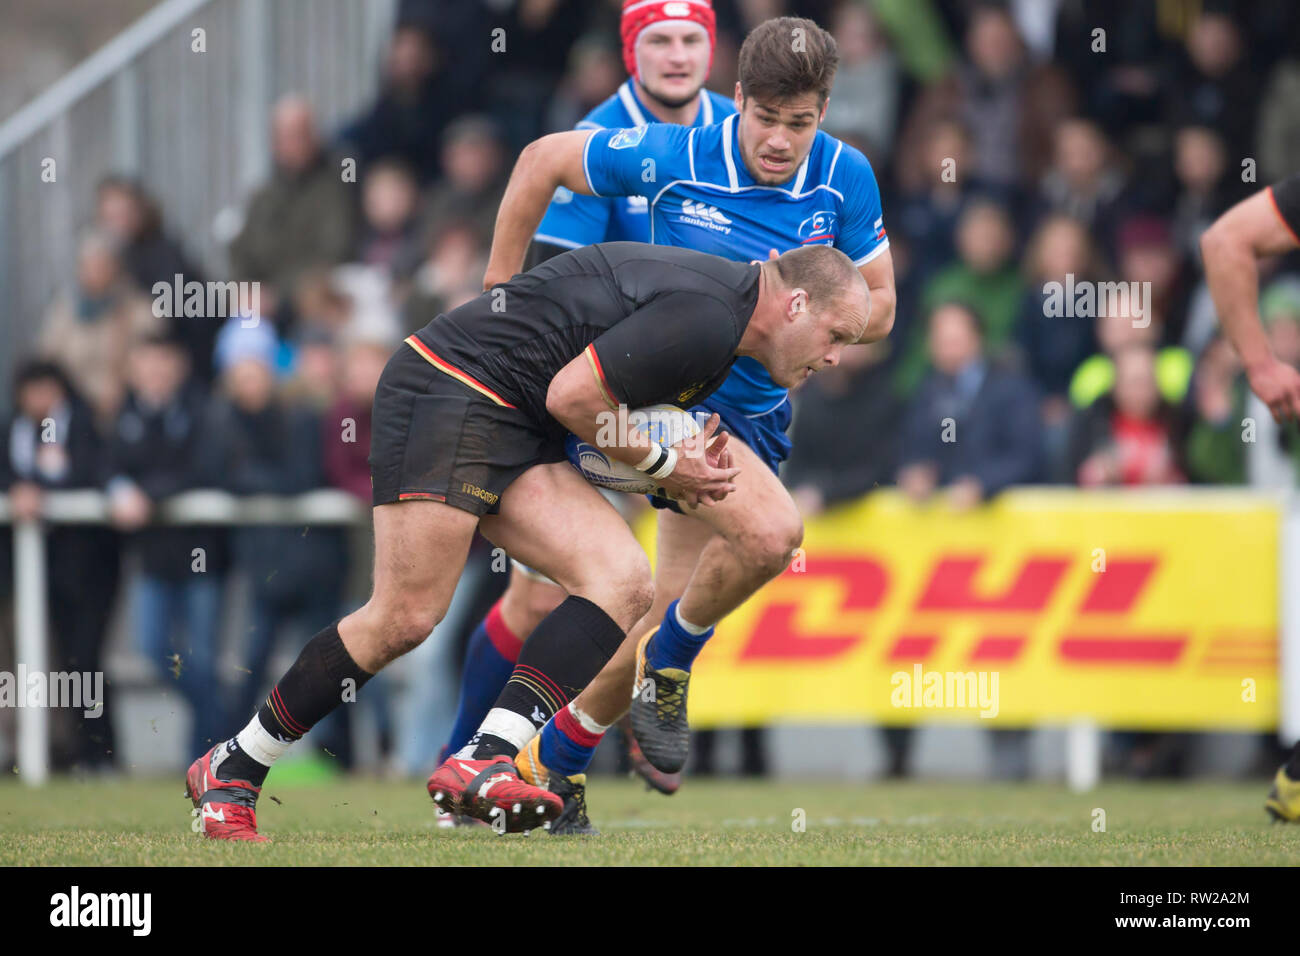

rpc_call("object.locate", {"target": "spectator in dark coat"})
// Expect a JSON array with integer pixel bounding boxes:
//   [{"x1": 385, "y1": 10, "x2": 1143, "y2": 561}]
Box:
[
  {"x1": 336, "y1": 22, "x2": 457, "y2": 185},
  {"x1": 1035, "y1": 118, "x2": 1130, "y2": 261},
  {"x1": 198, "y1": 323, "x2": 348, "y2": 731},
  {"x1": 784, "y1": 340, "x2": 899, "y2": 516},
  {"x1": 1012, "y1": 214, "x2": 1105, "y2": 476},
  {"x1": 1, "y1": 361, "x2": 121, "y2": 771},
  {"x1": 1165, "y1": 11, "x2": 1261, "y2": 148},
  {"x1": 106, "y1": 333, "x2": 230, "y2": 760},
  {"x1": 893, "y1": 119, "x2": 992, "y2": 286},
  {"x1": 898, "y1": 302, "x2": 1046, "y2": 507},
  {"x1": 421, "y1": 116, "x2": 508, "y2": 249}
]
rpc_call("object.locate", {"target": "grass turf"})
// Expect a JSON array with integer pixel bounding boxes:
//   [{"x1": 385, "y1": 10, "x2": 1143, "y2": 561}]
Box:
[{"x1": 0, "y1": 774, "x2": 1294, "y2": 865}]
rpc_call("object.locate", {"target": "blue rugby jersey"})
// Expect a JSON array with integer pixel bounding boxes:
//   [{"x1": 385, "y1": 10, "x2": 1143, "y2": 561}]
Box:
[
  {"x1": 534, "y1": 80, "x2": 736, "y2": 250},
  {"x1": 582, "y1": 114, "x2": 889, "y2": 416}
]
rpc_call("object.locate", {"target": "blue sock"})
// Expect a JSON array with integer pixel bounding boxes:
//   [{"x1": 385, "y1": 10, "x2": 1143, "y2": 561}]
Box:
[
  {"x1": 444, "y1": 602, "x2": 522, "y2": 756},
  {"x1": 646, "y1": 599, "x2": 714, "y2": 673},
  {"x1": 538, "y1": 705, "x2": 603, "y2": 777}
]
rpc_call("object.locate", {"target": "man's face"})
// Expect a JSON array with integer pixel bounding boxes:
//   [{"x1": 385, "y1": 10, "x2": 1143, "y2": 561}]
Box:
[
  {"x1": 733, "y1": 90, "x2": 825, "y2": 185},
  {"x1": 129, "y1": 344, "x2": 186, "y2": 403},
  {"x1": 225, "y1": 358, "x2": 275, "y2": 412},
  {"x1": 637, "y1": 23, "x2": 710, "y2": 108},
  {"x1": 78, "y1": 245, "x2": 120, "y2": 296},
  {"x1": 18, "y1": 379, "x2": 65, "y2": 421},
  {"x1": 928, "y1": 306, "x2": 982, "y2": 376},
  {"x1": 1112, "y1": 348, "x2": 1160, "y2": 419},
  {"x1": 272, "y1": 104, "x2": 318, "y2": 173},
  {"x1": 771, "y1": 286, "x2": 868, "y2": 388}
]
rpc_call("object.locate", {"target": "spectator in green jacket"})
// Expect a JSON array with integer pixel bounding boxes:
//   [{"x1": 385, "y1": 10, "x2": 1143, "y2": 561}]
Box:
[
  {"x1": 228, "y1": 96, "x2": 357, "y2": 331},
  {"x1": 896, "y1": 197, "x2": 1024, "y2": 397}
]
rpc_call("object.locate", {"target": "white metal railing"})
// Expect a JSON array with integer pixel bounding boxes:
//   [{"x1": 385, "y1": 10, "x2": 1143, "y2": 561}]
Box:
[
  {"x1": 1, "y1": 488, "x2": 367, "y2": 785},
  {"x1": 0, "y1": 0, "x2": 396, "y2": 397}
]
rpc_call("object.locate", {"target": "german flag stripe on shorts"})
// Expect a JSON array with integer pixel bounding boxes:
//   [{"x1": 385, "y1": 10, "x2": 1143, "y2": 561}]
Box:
[
  {"x1": 584, "y1": 344, "x2": 619, "y2": 409},
  {"x1": 404, "y1": 335, "x2": 517, "y2": 408}
]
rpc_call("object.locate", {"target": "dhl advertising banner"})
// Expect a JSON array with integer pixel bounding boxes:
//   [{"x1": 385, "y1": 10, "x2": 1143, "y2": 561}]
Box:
[{"x1": 639, "y1": 490, "x2": 1280, "y2": 730}]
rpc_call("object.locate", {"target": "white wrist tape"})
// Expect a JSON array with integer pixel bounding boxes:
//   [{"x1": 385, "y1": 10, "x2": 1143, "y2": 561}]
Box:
[
  {"x1": 648, "y1": 446, "x2": 678, "y2": 480},
  {"x1": 634, "y1": 444, "x2": 662, "y2": 472}
]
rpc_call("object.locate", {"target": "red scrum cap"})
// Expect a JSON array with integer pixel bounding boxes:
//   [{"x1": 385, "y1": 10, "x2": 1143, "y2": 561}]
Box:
[{"x1": 621, "y1": 0, "x2": 716, "y2": 82}]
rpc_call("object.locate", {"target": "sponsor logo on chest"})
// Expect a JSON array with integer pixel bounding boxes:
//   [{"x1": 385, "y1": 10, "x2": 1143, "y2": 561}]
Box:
[{"x1": 678, "y1": 198, "x2": 733, "y2": 234}]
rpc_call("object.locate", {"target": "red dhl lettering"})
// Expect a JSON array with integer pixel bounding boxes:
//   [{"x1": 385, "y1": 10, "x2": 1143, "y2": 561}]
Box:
[{"x1": 732, "y1": 553, "x2": 1189, "y2": 666}]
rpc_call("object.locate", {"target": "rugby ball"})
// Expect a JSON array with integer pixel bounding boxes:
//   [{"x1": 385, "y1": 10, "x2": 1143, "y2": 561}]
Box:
[{"x1": 565, "y1": 404, "x2": 702, "y2": 495}]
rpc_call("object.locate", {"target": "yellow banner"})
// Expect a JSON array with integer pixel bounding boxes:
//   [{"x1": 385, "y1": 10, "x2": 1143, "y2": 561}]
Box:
[{"x1": 639, "y1": 490, "x2": 1280, "y2": 729}]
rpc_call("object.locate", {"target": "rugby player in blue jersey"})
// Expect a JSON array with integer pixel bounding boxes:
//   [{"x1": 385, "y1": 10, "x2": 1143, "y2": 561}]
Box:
[{"x1": 428, "y1": 16, "x2": 897, "y2": 831}]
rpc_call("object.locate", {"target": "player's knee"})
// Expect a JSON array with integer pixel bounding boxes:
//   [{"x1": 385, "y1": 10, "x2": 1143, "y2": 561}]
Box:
[
  {"x1": 525, "y1": 582, "x2": 567, "y2": 630},
  {"x1": 750, "y1": 514, "x2": 804, "y2": 580},
  {"x1": 592, "y1": 549, "x2": 654, "y2": 627},
  {"x1": 624, "y1": 572, "x2": 655, "y2": 624},
  {"x1": 384, "y1": 602, "x2": 444, "y2": 658}
]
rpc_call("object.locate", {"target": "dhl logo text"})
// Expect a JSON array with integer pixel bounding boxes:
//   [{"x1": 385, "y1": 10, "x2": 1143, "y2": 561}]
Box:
[{"x1": 712, "y1": 554, "x2": 1275, "y2": 673}]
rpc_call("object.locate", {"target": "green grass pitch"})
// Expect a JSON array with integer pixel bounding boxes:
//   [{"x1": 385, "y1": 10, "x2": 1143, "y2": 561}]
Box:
[{"x1": 0, "y1": 775, "x2": 1294, "y2": 865}]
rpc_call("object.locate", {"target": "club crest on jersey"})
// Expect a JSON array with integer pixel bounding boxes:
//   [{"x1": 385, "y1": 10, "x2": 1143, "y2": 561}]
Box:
[
  {"x1": 608, "y1": 126, "x2": 649, "y2": 150},
  {"x1": 798, "y1": 210, "x2": 838, "y2": 244},
  {"x1": 679, "y1": 199, "x2": 732, "y2": 234}
]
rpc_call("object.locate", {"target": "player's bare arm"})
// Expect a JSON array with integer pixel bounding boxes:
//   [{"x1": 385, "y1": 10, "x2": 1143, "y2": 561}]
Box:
[
  {"x1": 484, "y1": 130, "x2": 597, "y2": 289},
  {"x1": 857, "y1": 248, "x2": 896, "y2": 344},
  {"x1": 1201, "y1": 182, "x2": 1300, "y2": 421}
]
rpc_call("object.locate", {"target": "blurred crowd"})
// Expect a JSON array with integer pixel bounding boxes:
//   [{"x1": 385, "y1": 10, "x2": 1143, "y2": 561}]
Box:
[{"x1": 4, "y1": 0, "x2": 1300, "y2": 777}]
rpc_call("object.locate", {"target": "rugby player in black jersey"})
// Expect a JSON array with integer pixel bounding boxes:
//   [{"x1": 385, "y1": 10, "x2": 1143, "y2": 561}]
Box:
[{"x1": 184, "y1": 240, "x2": 869, "y2": 838}]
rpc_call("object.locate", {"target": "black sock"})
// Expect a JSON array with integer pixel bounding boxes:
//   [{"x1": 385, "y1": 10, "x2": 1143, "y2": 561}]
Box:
[
  {"x1": 259, "y1": 620, "x2": 372, "y2": 742},
  {"x1": 470, "y1": 596, "x2": 625, "y2": 760},
  {"x1": 219, "y1": 622, "x2": 372, "y2": 785},
  {"x1": 1286, "y1": 743, "x2": 1300, "y2": 780}
]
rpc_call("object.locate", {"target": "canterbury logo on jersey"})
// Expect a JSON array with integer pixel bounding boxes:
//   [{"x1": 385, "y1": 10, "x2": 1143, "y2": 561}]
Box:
[{"x1": 680, "y1": 199, "x2": 732, "y2": 231}]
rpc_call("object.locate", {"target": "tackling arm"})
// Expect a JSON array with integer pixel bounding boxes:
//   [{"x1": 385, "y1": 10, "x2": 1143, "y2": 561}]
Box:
[
  {"x1": 546, "y1": 352, "x2": 738, "y2": 508},
  {"x1": 484, "y1": 131, "x2": 596, "y2": 289}
]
